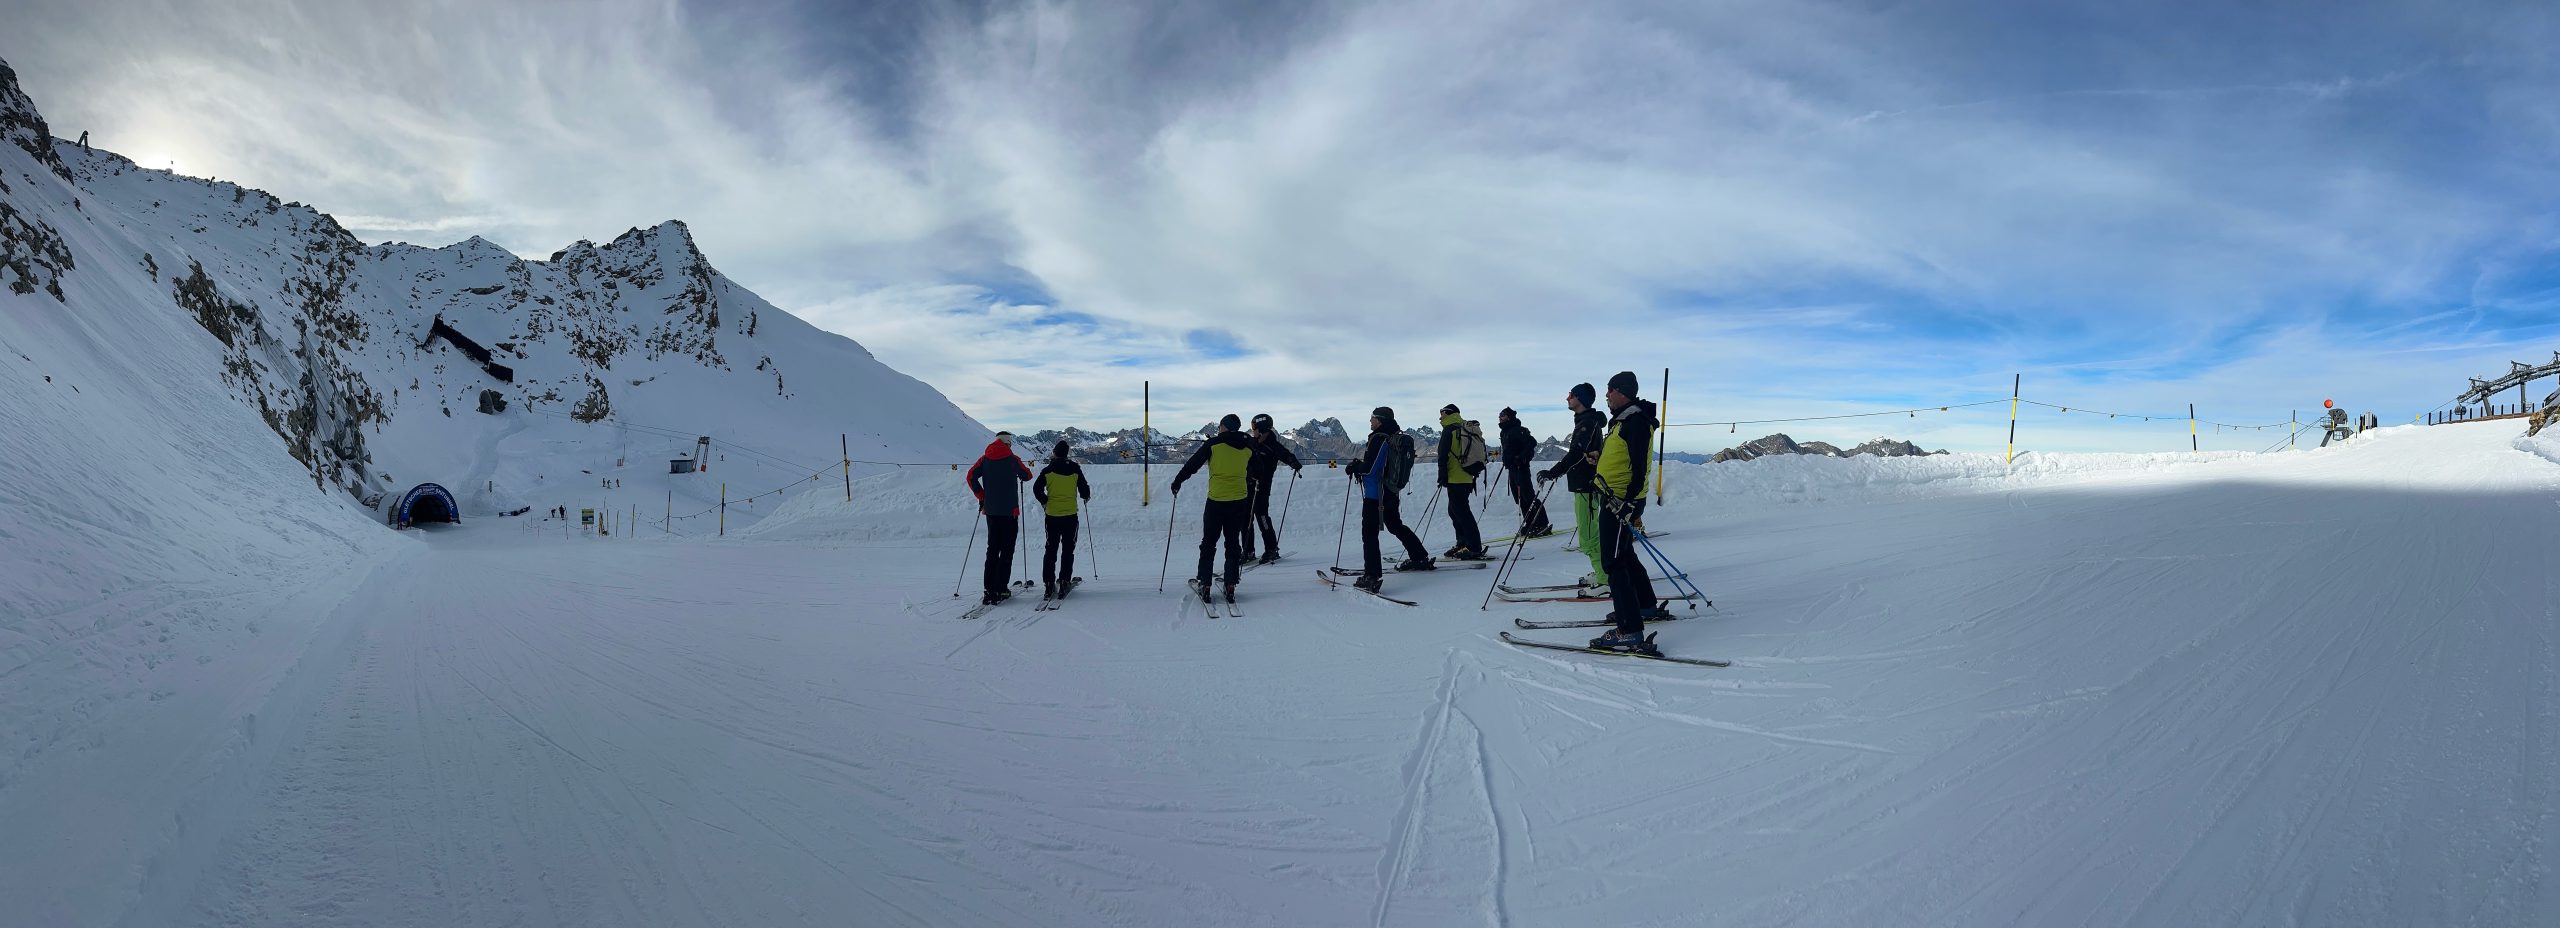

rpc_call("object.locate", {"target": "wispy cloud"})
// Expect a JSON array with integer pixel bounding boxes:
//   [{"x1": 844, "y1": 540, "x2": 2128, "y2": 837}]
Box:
[{"x1": 10, "y1": 0, "x2": 2558, "y2": 451}]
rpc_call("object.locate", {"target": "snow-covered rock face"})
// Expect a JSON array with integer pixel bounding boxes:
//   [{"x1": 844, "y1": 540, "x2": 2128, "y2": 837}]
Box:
[{"x1": 0, "y1": 55, "x2": 989, "y2": 512}]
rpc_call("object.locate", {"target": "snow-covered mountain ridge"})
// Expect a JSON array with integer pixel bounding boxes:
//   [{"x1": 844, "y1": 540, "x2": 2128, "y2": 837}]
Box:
[{"x1": 1, "y1": 55, "x2": 988, "y2": 516}]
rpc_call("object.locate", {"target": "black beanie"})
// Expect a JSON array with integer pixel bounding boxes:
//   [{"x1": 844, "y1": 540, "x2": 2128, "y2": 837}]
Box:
[
  {"x1": 1440, "y1": 403, "x2": 1460, "y2": 416},
  {"x1": 1053, "y1": 439, "x2": 1071, "y2": 460},
  {"x1": 1498, "y1": 407, "x2": 1516, "y2": 420},
  {"x1": 1251, "y1": 413, "x2": 1273, "y2": 430},
  {"x1": 1608, "y1": 371, "x2": 1640, "y2": 397},
  {"x1": 1220, "y1": 413, "x2": 1242, "y2": 431},
  {"x1": 1372, "y1": 405, "x2": 1394, "y2": 421},
  {"x1": 1570, "y1": 383, "x2": 1596, "y2": 406}
]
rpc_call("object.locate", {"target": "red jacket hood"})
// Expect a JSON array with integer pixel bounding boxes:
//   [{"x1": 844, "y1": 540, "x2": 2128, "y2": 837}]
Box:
[{"x1": 983, "y1": 439, "x2": 1017, "y2": 459}]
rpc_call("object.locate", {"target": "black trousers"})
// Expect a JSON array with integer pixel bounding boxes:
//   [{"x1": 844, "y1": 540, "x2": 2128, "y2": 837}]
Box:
[
  {"x1": 1361, "y1": 494, "x2": 1429, "y2": 576},
  {"x1": 1507, "y1": 465, "x2": 1550, "y2": 532},
  {"x1": 1042, "y1": 513, "x2": 1078, "y2": 587},
  {"x1": 983, "y1": 511, "x2": 1019, "y2": 595},
  {"x1": 1243, "y1": 476, "x2": 1281, "y2": 556},
  {"x1": 1446, "y1": 483, "x2": 1481, "y2": 551},
  {"x1": 1598, "y1": 498, "x2": 1658, "y2": 634},
  {"x1": 1196, "y1": 498, "x2": 1250, "y2": 586}
]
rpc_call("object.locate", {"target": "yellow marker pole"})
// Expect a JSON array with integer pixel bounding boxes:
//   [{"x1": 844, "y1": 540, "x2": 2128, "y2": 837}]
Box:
[
  {"x1": 2005, "y1": 374, "x2": 2020, "y2": 464},
  {"x1": 841, "y1": 434, "x2": 852, "y2": 503},
  {"x1": 1655, "y1": 367, "x2": 1669, "y2": 505},
  {"x1": 719, "y1": 482, "x2": 727, "y2": 537},
  {"x1": 2189, "y1": 404, "x2": 2198, "y2": 452}
]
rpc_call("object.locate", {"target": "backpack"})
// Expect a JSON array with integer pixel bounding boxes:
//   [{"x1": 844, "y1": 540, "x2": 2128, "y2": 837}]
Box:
[{"x1": 1456, "y1": 421, "x2": 1489, "y2": 471}]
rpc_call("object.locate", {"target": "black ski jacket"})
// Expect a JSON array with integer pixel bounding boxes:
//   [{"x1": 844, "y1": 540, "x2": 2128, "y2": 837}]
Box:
[
  {"x1": 1540, "y1": 408, "x2": 1607, "y2": 493},
  {"x1": 1247, "y1": 433, "x2": 1300, "y2": 481},
  {"x1": 1498, "y1": 419, "x2": 1538, "y2": 469}
]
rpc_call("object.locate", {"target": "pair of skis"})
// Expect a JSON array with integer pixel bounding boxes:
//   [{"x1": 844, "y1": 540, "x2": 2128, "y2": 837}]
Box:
[
  {"x1": 1498, "y1": 632, "x2": 1730, "y2": 667},
  {"x1": 1186, "y1": 579, "x2": 1245, "y2": 618},
  {"x1": 1032, "y1": 577, "x2": 1084, "y2": 612},
  {"x1": 1315, "y1": 569, "x2": 1418, "y2": 606}
]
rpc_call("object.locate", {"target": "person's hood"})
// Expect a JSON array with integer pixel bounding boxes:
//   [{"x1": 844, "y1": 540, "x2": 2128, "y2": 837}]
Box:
[
  {"x1": 1214, "y1": 430, "x2": 1252, "y2": 449},
  {"x1": 983, "y1": 438, "x2": 1017, "y2": 459},
  {"x1": 1610, "y1": 398, "x2": 1657, "y2": 425},
  {"x1": 1047, "y1": 459, "x2": 1081, "y2": 474}
]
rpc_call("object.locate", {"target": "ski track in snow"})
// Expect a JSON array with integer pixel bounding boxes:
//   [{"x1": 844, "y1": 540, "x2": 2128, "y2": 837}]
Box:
[{"x1": 4, "y1": 424, "x2": 2557, "y2": 925}]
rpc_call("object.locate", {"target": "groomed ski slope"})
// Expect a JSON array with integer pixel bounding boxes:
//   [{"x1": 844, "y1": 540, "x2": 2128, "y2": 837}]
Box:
[{"x1": 17, "y1": 423, "x2": 2560, "y2": 926}]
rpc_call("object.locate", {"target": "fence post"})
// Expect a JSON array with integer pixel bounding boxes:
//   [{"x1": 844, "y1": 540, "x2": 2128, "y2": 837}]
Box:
[
  {"x1": 719, "y1": 483, "x2": 727, "y2": 537},
  {"x1": 842, "y1": 434, "x2": 853, "y2": 503}
]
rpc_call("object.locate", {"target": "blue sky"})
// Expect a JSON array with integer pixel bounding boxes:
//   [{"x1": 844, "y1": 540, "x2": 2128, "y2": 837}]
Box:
[{"x1": 12, "y1": 0, "x2": 2559, "y2": 452}]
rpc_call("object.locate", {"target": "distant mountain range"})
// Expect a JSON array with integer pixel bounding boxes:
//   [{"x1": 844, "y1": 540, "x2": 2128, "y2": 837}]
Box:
[
  {"x1": 1021, "y1": 420, "x2": 1940, "y2": 469},
  {"x1": 1663, "y1": 433, "x2": 1945, "y2": 464}
]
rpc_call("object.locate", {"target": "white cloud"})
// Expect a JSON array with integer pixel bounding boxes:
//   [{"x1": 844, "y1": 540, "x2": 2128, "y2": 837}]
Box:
[{"x1": 11, "y1": 0, "x2": 2557, "y2": 451}]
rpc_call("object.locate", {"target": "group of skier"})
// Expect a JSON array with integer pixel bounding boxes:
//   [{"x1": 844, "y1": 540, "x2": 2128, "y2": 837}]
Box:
[{"x1": 959, "y1": 370, "x2": 1670, "y2": 654}]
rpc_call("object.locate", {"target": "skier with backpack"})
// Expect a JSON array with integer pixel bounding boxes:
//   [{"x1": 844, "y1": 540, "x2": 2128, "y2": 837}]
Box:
[
  {"x1": 964, "y1": 431, "x2": 1036, "y2": 606},
  {"x1": 1436, "y1": 405, "x2": 1489, "y2": 559},
  {"x1": 1030, "y1": 439, "x2": 1092, "y2": 601},
  {"x1": 1345, "y1": 406, "x2": 1432, "y2": 592},
  {"x1": 1538, "y1": 383, "x2": 1611, "y2": 592},
  {"x1": 1496, "y1": 407, "x2": 1553, "y2": 538},
  {"x1": 1170, "y1": 414, "x2": 1257, "y2": 606},
  {"x1": 1240, "y1": 413, "x2": 1302, "y2": 564}
]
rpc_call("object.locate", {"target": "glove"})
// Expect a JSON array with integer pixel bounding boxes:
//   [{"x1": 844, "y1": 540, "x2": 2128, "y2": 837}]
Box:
[
  {"x1": 1169, "y1": 480, "x2": 1185, "y2": 495},
  {"x1": 1292, "y1": 464, "x2": 1303, "y2": 475},
  {"x1": 1537, "y1": 471, "x2": 1557, "y2": 484}
]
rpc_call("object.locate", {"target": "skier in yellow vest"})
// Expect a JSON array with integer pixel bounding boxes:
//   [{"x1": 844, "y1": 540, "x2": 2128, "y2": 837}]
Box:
[
  {"x1": 1436, "y1": 405, "x2": 1489, "y2": 558},
  {"x1": 1591, "y1": 371, "x2": 1663, "y2": 655},
  {"x1": 1031, "y1": 439, "x2": 1092, "y2": 602},
  {"x1": 1171, "y1": 414, "x2": 1258, "y2": 605}
]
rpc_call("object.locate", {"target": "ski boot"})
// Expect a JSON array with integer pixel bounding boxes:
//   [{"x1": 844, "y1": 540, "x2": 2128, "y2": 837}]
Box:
[
  {"x1": 1256, "y1": 551, "x2": 1281, "y2": 565},
  {"x1": 1195, "y1": 578, "x2": 1214, "y2": 604},
  {"x1": 1042, "y1": 582, "x2": 1056, "y2": 601},
  {"x1": 1352, "y1": 573, "x2": 1385, "y2": 594},
  {"x1": 1222, "y1": 581, "x2": 1238, "y2": 604},
  {"x1": 1589, "y1": 628, "x2": 1661, "y2": 655},
  {"x1": 1394, "y1": 557, "x2": 1437, "y2": 572},
  {"x1": 981, "y1": 591, "x2": 1003, "y2": 606}
]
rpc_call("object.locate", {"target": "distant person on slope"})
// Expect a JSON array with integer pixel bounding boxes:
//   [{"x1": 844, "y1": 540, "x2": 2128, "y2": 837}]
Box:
[
  {"x1": 1436, "y1": 405, "x2": 1489, "y2": 559},
  {"x1": 1592, "y1": 371, "x2": 1663, "y2": 654},
  {"x1": 1031, "y1": 439, "x2": 1092, "y2": 601},
  {"x1": 1346, "y1": 406, "x2": 1431, "y2": 592},
  {"x1": 1496, "y1": 407, "x2": 1553, "y2": 538},
  {"x1": 1171, "y1": 414, "x2": 1256, "y2": 605},
  {"x1": 1539, "y1": 383, "x2": 1610, "y2": 591},
  {"x1": 965, "y1": 431, "x2": 1035, "y2": 606},
  {"x1": 1241, "y1": 413, "x2": 1303, "y2": 564}
]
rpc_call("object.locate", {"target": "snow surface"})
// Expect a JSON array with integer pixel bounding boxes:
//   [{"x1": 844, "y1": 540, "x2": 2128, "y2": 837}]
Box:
[{"x1": 6, "y1": 412, "x2": 2556, "y2": 926}]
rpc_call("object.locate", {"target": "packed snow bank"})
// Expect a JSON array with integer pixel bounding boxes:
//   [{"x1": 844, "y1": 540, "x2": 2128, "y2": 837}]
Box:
[
  {"x1": 2515, "y1": 428, "x2": 2560, "y2": 466},
  {"x1": 105, "y1": 417, "x2": 2559, "y2": 927}
]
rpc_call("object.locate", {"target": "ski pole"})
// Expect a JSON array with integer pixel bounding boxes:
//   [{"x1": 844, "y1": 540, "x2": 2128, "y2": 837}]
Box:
[
  {"x1": 1635, "y1": 528, "x2": 1706, "y2": 610},
  {"x1": 1084, "y1": 505, "x2": 1098, "y2": 578},
  {"x1": 1479, "y1": 473, "x2": 1560, "y2": 610},
  {"x1": 1017, "y1": 507, "x2": 1032, "y2": 588},
  {"x1": 1275, "y1": 470, "x2": 1299, "y2": 550},
  {"x1": 1413, "y1": 484, "x2": 1443, "y2": 549},
  {"x1": 952, "y1": 509, "x2": 983, "y2": 598},
  {"x1": 1333, "y1": 475, "x2": 1353, "y2": 571},
  {"x1": 1157, "y1": 487, "x2": 1179, "y2": 592}
]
